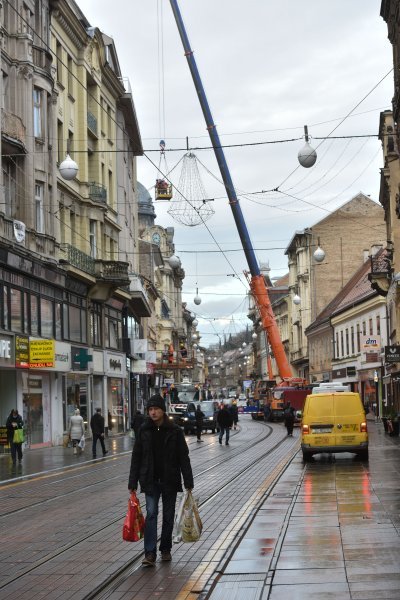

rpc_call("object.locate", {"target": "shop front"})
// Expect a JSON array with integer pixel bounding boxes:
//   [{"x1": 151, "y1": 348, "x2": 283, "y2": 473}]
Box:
[
  {"x1": 0, "y1": 333, "x2": 16, "y2": 453},
  {"x1": 105, "y1": 350, "x2": 127, "y2": 433}
]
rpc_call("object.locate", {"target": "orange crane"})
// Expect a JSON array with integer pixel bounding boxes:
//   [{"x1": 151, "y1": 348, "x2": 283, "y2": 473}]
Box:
[{"x1": 170, "y1": 0, "x2": 294, "y2": 383}]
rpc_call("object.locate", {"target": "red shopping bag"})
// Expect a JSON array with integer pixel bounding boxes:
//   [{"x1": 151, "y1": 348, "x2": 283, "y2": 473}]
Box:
[{"x1": 122, "y1": 491, "x2": 145, "y2": 542}]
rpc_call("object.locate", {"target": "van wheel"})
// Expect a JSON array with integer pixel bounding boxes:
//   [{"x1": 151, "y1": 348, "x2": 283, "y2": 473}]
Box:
[
  {"x1": 302, "y1": 450, "x2": 312, "y2": 462},
  {"x1": 358, "y1": 449, "x2": 369, "y2": 461}
]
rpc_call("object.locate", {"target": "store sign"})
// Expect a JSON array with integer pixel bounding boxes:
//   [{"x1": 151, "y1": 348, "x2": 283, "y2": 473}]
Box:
[
  {"x1": 0, "y1": 335, "x2": 14, "y2": 367},
  {"x1": 133, "y1": 359, "x2": 147, "y2": 374},
  {"x1": 361, "y1": 335, "x2": 381, "y2": 351},
  {"x1": 133, "y1": 339, "x2": 148, "y2": 354},
  {"x1": 16, "y1": 336, "x2": 29, "y2": 368},
  {"x1": 29, "y1": 339, "x2": 55, "y2": 368},
  {"x1": 385, "y1": 345, "x2": 400, "y2": 363}
]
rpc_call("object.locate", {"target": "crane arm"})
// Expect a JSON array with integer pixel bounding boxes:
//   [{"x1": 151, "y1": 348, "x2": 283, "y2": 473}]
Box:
[{"x1": 169, "y1": 0, "x2": 293, "y2": 381}]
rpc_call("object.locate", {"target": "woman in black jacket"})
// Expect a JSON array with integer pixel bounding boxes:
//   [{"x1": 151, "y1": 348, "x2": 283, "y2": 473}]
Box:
[
  {"x1": 128, "y1": 394, "x2": 193, "y2": 567},
  {"x1": 6, "y1": 408, "x2": 24, "y2": 464}
]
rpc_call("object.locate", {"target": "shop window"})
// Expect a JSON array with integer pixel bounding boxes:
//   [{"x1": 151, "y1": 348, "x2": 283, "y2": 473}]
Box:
[
  {"x1": 10, "y1": 287, "x2": 23, "y2": 332},
  {"x1": 40, "y1": 297, "x2": 54, "y2": 338}
]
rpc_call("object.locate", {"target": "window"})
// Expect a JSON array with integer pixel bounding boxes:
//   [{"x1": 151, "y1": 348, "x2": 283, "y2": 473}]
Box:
[
  {"x1": 10, "y1": 288, "x2": 23, "y2": 332},
  {"x1": 2, "y1": 159, "x2": 16, "y2": 217},
  {"x1": 63, "y1": 294, "x2": 87, "y2": 343},
  {"x1": 362, "y1": 321, "x2": 366, "y2": 336},
  {"x1": 89, "y1": 220, "x2": 97, "y2": 258},
  {"x1": 376, "y1": 315, "x2": 381, "y2": 336},
  {"x1": 35, "y1": 183, "x2": 44, "y2": 233},
  {"x1": 335, "y1": 332, "x2": 339, "y2": 359},
  {"x1": 340, "y1": 331, "x2": 344, "y2": 357},
  {"x1": 351, "y1": 326, "x2": 355, "y2": 354},
  {"x1": 369, "y1": 318, "x2": 373, "y2": 335},
  {"x1": 90, "y1": 303, "x2": 102, "y2": 347},
  {"x1": 30, "y1": 294, "x2": 39, "y2": 335},
  {"x1": 67, "y1": 54, "x2": 74, "y2": 97},
  {"x1": 105, "y1": 305, "x2": 122, "y2": 349},
  {"x1": 345, "y1": 329, "x2": 349, "y2": 356},
  {"x1": 56, "y1": 41, "x2": 63, "y2": 84},
  {"x1": 57, "y1": 120, "x2": 64, "y2": 163},
  {"x1": 41, "y1": 298, "x2": 54, "y2": 338},
  {"x1": 33, "y1": 88, "x2": 43, "y2": 138},
  {"x1": 356, "y1": 323, "x2": 361, "y2": 353}
]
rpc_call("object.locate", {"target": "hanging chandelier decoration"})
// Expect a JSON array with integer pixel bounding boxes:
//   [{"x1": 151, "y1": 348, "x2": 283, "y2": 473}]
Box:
[{"x1": 167, "y1": 152, "x2": 215, "y2": 226}]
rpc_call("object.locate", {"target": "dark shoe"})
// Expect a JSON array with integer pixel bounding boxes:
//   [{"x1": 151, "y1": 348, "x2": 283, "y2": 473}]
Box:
[
  {"x1": 225, "y1": 442, "x2": 229, "y2": 445},
  {"x1": 161, "y1": 551, "x2": 172, "y2": 562},
  {"x1": 103, "y1": 451, "x2": 108, "y2": 456},
  {"x1": 219, "y1": 438, "x2": 222, "y2": 444},
  {"x1": 92, "y1": 455, "x2": 97, "y2": 458},
  {"x1": 142, "y1": 553, "x2": 156, "y2": 567},
  {"x1": 197, "y1": 439, "x2": 201, "y2": 442}
]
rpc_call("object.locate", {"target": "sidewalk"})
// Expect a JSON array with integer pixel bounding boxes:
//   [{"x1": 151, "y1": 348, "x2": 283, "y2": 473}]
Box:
[
  {"x1": 0, "y1": 432, "x2": 133, "y2": 484},
  {"x1": 208, "y1": 420, "x2": 400, "y2": 600}
]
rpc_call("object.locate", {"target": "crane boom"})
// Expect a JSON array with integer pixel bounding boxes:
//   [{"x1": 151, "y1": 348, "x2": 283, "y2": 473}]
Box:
[{"x1": 169, "y1": 0, "x2": 293, "y2": 380}]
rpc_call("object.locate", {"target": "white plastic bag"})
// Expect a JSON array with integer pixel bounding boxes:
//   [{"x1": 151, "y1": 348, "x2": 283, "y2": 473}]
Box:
[
  {"x1": 78, "y1": 435, "x2": 85, "y2": 449},
  {"x1": 173, "y1": 490, "x2": 202, "y2": 543}
]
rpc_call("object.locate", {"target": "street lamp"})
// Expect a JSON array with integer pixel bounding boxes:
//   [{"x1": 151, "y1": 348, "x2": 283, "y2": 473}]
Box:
[
  {"x1": 59, "y1": 154, "x2": 78, "y2": 180},
  {"x1": 168, "y1": 254, "x2": 181, "y2": 269},
  {"x1": 298, "y1": 125, "x2": 317, "y2": 168},
  {"x1": 293, "y1": 294, "x2": 301, "y2": 305}
]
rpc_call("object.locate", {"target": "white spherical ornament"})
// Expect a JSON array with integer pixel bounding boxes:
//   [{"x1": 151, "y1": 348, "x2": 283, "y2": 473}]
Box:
[
  {"x1": 252, "y1": 332, "x2": 257, "y2": 340},
  {"x1": 194, "y1": 295, "x2": 202, "y2": 305},
  {"x1": 192, "y1": 319, "x2": 198, "y2": 327},
  {"x1": 298, "y1": 142, "x2": 317, "y2": 168},
  {"x1": 168, "y1": 254, "x2": 181, "y2": 269},
  {"x1": 59, "y1": 154, "x2": 78, "y2": 180},
  {"x1": 313, "y1": 246, "x2": 325, "y2": 263},
  {"x1": 293, "y1": 294, "x2": 301, "y2": 305}
]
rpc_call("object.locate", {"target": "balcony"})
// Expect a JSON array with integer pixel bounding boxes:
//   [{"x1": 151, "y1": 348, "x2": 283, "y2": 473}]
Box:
[
  {"x1": 89, "y1": 182, "x2": 107, "y2": 205},
  {"x1": 32, "y1": 45, "x2": 52, "y2": 78},
  {"x1": 129, "y1": 275, "x2": 152, "y2": 317},
  {"x1": 60, "y1": 243, "x2": 96, "y2": 276},
  {"x1": 0, "y1": 214, "x2": 57, "y2": 257},
  {"x1": 87, "y1": 112, "x2": 98, "y2": 137},
  {"x1": 95, "y1": 260, "x2": 129, "y2": 285},
  {"x1": 1, "y1": 109, "x2": 26, "y2": 152}
]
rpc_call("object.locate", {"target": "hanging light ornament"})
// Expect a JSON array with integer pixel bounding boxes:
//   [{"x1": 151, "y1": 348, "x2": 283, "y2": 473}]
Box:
[
  {"x1": 298, "y1": 125, "x2": 317, "y2": 168},
  {"x1": 59, "y1": 154, "x2": 78, "y2": 180},
  {"x1": 192, "y1": 318, "x2": 198, "y2": 327},
  {"x1": 168, "y1": 254, "x2": 181, "y2": 269},
  {"x1": 193, "y1": 286, "x2": 202, "y2": 305},
  {"x1": 167, "y1": 152, "x2": 215, "y2": 226},
  {"x1": 293, "y1": 294, "x2": 301, "y2": 305},
  {"x1": 252, "y1": 332, "x2": 257, "y2": 340}
]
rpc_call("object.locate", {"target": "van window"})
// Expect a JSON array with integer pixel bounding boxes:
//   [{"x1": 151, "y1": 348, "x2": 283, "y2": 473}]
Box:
[{"x1": 306, "y1": 396, "x2": 333, "y2": 417}]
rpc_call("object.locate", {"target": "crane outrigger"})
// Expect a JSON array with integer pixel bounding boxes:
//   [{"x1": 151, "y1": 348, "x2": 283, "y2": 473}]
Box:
[{"x1": 169, "y1": 0, "x2": 294, "y2": 383}]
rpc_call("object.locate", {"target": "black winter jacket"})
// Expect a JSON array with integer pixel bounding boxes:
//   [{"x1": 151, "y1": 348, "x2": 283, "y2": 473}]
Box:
[
  {"x1": 217, "y1": 407, "x2": 233, "y2": 428},
  {"x1": 90, "y1": 413, "x2": 105, "y2": 435},
  {"x1": 128, "y1": 416, "x2": 194, "y2": 494},
  {"x1": 6, "y1": 413, "x2": 23, "y2": 443}
]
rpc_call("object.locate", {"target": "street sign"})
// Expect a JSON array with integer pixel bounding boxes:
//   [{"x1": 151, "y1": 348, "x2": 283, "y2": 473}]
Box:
[{"x1": 385, "y1": 345, "x2": 400, "y2": 363}]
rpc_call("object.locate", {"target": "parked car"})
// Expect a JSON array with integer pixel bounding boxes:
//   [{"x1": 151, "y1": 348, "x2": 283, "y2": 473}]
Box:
[{"x1": 182, "y1": 401, "x2": 218, "y2": 434}]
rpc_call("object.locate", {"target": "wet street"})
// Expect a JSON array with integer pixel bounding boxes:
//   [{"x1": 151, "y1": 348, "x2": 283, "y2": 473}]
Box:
[{"x1": 0, "y1": 416, "x2": 399, "y2": 599}]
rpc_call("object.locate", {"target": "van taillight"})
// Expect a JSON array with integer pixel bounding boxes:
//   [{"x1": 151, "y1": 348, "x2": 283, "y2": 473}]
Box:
[
  {"x1": 360, "y1": 422, "x2": 367, "y2": 433},
  {"x1": 302, "y1": 424, "x2": 309, "y2": 434}
]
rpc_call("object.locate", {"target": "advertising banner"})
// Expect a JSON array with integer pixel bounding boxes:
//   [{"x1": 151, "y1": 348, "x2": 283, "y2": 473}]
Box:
[{"x1": 29, "y1": 339, "x2": 55, "y2": 368}]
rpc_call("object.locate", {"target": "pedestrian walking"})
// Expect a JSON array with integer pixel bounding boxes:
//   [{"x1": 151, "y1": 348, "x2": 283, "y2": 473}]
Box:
[
  {"x1": 6, "y1": 408, "x2": 24, "y2": 464},
  {"x1": 263, "y1": 402, "x2": 271, "y2": 422},
  {"x1": 131, "y1": 410, "x2": 145, "y2": 438},
  {"x1": 194, "y1": 404, "x2": 205, "y2": 441},
  {"x1": 90, "y1": 408, "x2": 108, "y2": 458},
  {"x1": 69, "y1": 409, "x2": 85, "y2": 454},
  {"x1": 217, "y1": 403, "x2": 233, "y2": 445},
  {"x1": 284, "y1": 403, "x2": 295, "y2": 436},
  {"x1": 128, "y1": 393, "x2": 194, "y2": 567},
  {"x1": 229, "y1": 401, "x2": 239, "y2": 430},
  {"x1": 108, "y1": 410, "x2": 113, "y2": 433}
]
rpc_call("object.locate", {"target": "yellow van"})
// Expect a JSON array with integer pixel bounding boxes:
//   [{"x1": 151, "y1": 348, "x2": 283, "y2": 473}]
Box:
[{"x1": 301, "y1": 390, "x2": 368, "y2": 461}]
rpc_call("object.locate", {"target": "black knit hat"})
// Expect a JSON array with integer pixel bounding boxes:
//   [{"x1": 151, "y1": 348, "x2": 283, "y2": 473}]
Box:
[{"x1": 147, "y1": 394, "x2": 166, "y2": 412}]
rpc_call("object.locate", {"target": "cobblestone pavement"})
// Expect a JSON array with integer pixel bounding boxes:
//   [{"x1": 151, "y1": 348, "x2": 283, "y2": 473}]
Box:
[{"x1": 1, "y1": 417, "x2": 399, "y2": 600}]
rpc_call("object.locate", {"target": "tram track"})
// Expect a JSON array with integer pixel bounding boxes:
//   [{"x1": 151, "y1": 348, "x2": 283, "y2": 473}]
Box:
[{"x1": 0, "y1": 421, "x2": 291, "y2": 596}]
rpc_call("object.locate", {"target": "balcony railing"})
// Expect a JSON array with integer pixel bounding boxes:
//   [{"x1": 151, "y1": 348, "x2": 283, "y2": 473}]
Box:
[
  {"x1": 61, "y1": 244, "x2": 96, "y2": 275},
  {"x1": 95, "y1": 260, "x2": 129, "y2": 284},
  {"x1": 87, "y1": 111, "x2": 98, "y2": 137},
  {"x1": 89, "y1": 182, "x2": 107, "y2": 204},
  {"x1": 1, "y1": 109, "x2": 26, "y2": 147}
]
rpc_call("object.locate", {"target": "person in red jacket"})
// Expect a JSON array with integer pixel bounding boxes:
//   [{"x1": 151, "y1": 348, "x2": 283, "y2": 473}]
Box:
[{"x1": 128, "y1": 394, "x2": 193, "y2": 567}]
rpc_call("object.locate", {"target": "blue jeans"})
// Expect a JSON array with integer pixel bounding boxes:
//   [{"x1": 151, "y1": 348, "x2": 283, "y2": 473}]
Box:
[
  {"x1": 219, "y1": 426, "x2": 230, "y2": 443},
  {"x1": 144, "y1": 482, "x2": 177, "y2": 555}
]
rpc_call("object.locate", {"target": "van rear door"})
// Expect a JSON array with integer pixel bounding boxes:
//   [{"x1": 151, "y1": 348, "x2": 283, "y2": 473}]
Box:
[
  {"x1": 306, "y1": 394, "x2": 336, "y2": 447},
  {"x1": 333, "y1": 394, "x2": 363, "y2": 447}
]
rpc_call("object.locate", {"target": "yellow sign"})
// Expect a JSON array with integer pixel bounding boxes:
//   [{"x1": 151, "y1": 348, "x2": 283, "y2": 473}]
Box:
[{"x1": 29, "y1": 339, "x2": 55, "y2": 368}]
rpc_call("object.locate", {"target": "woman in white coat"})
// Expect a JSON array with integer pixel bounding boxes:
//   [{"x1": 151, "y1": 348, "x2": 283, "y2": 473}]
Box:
[{"x1": 69, "y1": 409, "x2": 85, "y2": 454}]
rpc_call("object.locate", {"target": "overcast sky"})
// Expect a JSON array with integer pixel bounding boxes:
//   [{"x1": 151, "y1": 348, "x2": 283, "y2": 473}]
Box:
[{"x1": 79, "y1": 0, "x2": 393, "y2": 347}]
